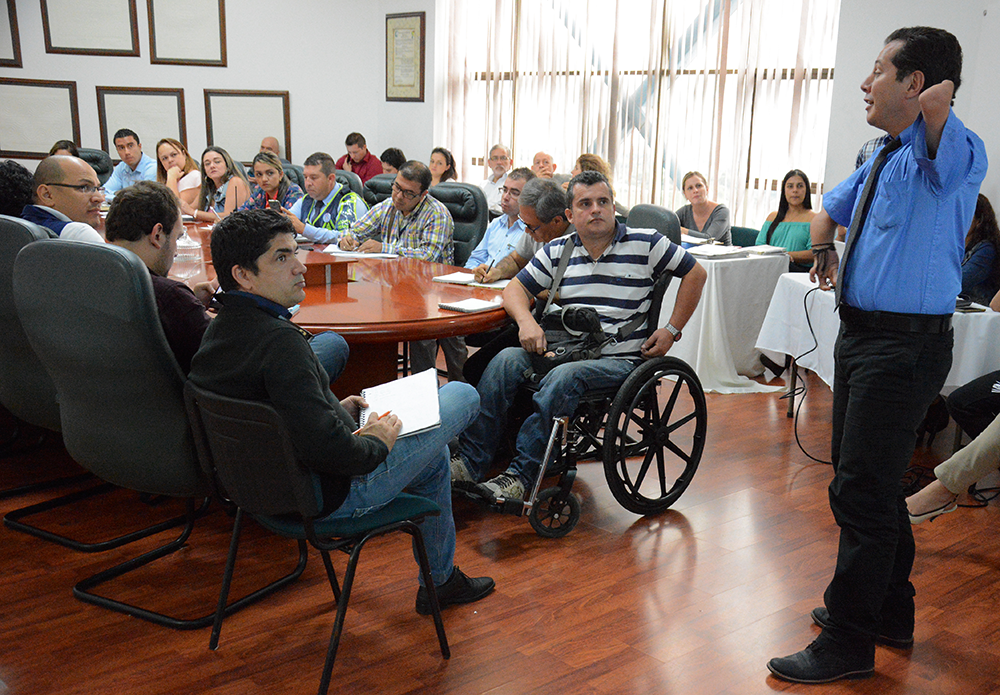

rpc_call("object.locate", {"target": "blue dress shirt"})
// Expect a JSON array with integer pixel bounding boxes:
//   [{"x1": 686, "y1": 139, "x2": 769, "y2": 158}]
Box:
[
  {"x1": 103, "y1": 152, "x2": 157, "y2": 199},
  {"x1": 464, "y1": 214, "x2": 526, "y2": 269}
]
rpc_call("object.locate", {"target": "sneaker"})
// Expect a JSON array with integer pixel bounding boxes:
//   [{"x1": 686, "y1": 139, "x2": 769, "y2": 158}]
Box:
[
  {"x1": 450, "y1": 453, "x2": 476, "y2": 484},
  {"x1": 478, "y1": 472, "x2": 524, "y2": 500},
  {"x1": 811, "y1": 606, "x2": 913, "y2": 649},
  {"x1": 415, "y1": 566, "x2": 495, "y2": 615},
  {"x1": 767, "y1": 640, "x2": 874, "y2": 683}
]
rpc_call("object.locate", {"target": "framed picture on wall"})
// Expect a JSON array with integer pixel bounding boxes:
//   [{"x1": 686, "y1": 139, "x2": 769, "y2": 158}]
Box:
[
  {"x1": 1, "y1": 0, "x2": 22, "y2": 68},
  {"x1": 148, "y1": 0, "x2": 226, "y2": 67},
  {"x1": 40, "y1": 0, "x2": 139, "y2": 57},
  {"x1": 386, "y1": 12, "x2": 425, "y2": 102},
  {"x1": 96, "y1": 87, "x2": 187, "y2": 160},
  {"x1": 0, "y1": 78, "x2": 80, "y2": 158},
  {"x1": 204, "y1": 89, "x2": 290, "y2": 163}
]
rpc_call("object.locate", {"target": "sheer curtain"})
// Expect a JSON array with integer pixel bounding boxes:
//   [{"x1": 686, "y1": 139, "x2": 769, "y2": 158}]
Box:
[{"x1": 436, "y1": 0, "x2": 840, "y2": 225}]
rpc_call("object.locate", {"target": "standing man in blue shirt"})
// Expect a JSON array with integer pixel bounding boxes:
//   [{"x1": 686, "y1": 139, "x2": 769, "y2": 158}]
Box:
[
  {"x1": 104, "y1": 128, "x2": 157, "y2": 200},
  {"x1": 768, "y1": 27, "x2": 987, "y2": 684},
  {"x1": 465, "y1": 167, "x2": 534, "y2": 272}
]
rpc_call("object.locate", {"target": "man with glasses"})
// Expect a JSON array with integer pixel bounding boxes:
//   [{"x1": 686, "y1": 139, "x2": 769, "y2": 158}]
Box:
[
  {"x1": 339, "y1": 161, "x2": 464, "y2": 380},
  {"x1": 21, "y1": 156, "x2": 107, "y2": 244},
  {"x1": 479, "y1": 144, "x2": 512, "y2": 216},
  {"x1": 465, "y1": 168, "x2": 534, "y2": 271}
]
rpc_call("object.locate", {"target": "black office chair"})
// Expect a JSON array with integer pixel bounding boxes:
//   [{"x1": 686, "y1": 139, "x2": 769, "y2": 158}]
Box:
[
  {"x1": 428, "y1": 182, "x2": 488, "y2": 267},
  {"x1": 284, "y1": 163, "x2": 306, "y2": 190},
  {"x1": 77, "y1": 148, "x2": 114, "y2": 185},
  {"x1": 12, "y1": 240, "x2": 302, "y2": 629},
  {"x1": 627, "y1": 204, "x2": 682, "y2": 245},
  {"x1": 363, "y1": 173, "x2": 395, "y2": 208},
  {"x1": 334, "y1": 169, "x2": 364, "y2": 197},
  {"x1": 730, "y1": 226, "x2": 759, "y2": 247},
  {"x1": 184, "y1": 381, "x2": 449, "y2": 694}
]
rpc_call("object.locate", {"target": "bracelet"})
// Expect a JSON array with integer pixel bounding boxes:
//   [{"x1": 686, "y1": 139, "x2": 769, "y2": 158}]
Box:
[{"x1": 811, "y1": 243, "x2": 836, "y2": 252}]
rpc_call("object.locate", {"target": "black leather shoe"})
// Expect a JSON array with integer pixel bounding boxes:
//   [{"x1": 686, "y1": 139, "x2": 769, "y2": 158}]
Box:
[
  {"x1": 811, "y1": 606, "x2": 913, "y2": 649},
  {"x1": 415, "y1": 567, "x2": 495, "y2": 616},
  {"x1": 767, "y1": 640, "x2": 874, "y2": 683}
]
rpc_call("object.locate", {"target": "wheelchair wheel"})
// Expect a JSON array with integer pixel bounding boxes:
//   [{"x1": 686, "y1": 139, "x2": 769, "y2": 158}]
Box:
[
  {"x1": 528, "y1": 487, "x2": 581, "y2": 538},
  {"x1": 603, "y1": 357, "x2": 706, "y2": 515}
]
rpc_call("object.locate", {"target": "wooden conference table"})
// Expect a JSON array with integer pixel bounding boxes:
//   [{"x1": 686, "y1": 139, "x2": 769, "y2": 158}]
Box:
[{"x1": 179, "y1": 222, "x2": 510, "y2": 397}]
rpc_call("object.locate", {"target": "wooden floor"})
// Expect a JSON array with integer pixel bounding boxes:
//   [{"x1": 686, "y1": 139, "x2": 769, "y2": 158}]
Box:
[{"x1": 1, "y1": 370, "x2": 997, "y2": 695}]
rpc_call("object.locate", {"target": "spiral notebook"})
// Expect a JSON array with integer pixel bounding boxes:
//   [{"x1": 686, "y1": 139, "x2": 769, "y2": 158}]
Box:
[
  {"x1": 438, "y1": 297, "x2": 503, "y2": 313},
  {"x1": 358, "y1": 368, "x2": 440, "y2": 438}
]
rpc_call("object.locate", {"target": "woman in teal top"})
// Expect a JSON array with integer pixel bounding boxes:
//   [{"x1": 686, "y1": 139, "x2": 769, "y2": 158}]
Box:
[{"x1": 756, "y1": 168, "x2": 815, "y2": 271}]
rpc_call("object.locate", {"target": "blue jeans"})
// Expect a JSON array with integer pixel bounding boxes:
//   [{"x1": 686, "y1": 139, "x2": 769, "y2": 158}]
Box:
[
  {"x1": 459, "y1": 347, "x2": 636, "y2": 486},
  {"x1": 326, "y1": 381, "x2": 480, "y2": 585},
  {"x1": 309, "y1": 331, "x2": 350, "y2": 384}
]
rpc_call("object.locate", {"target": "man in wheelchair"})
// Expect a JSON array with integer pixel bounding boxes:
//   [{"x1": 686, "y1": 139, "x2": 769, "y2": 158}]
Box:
[{"x1": 450, "y1": 170, "x2": 707, "y2": 501}]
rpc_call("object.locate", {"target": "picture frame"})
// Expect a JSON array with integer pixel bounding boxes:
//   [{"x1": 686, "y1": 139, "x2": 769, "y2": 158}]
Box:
[
  {"x1": 96, "y1": 87, "x2": 187, "y2": 161},
  {"x1": 0, "y1": 78, "x2": 80, "y2": 159},
  {"x1": 0, "y1": 0, "x2": 21, "y2": 68},
  {"x1": 40, "y1": 0, "x2": 139, "y2": 57},
  {"x1": 386, "y1": 12, "x2": 425, "y2": 102},
  {"x1": 204, "y1": 89, "x2": 290, "y2": 163},
  {"x1": 147, "y1": 0, "x2": 226, "y2": 67}
]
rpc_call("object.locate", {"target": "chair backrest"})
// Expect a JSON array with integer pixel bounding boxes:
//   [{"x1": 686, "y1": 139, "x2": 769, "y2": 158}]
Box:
[
  {"x1": 730, "y1": 225, "x2": 759, "y2": 247},
  {"x1": 428, "y1": 182, "x2": 489, "y2": 267},
  {"x1": 284, "y1": 163, "x2": 306, "y2": 190},
  {"x1": 184, "y1": 381, "x2": 322, "y2": 518},
  {"x1": 13, "y1": 241, "x2": 208, "y2": 497},
  {"x1": 363, "y1": 173, "x2": 394, "y2": 208},
  {"x1": 77, "y1": 148, "x2": 114, "y2": 185},
  {"x1": 0, "y1": 215, "x2": 61, "y2": 431},
  {"x1": 334, "y1": 170, "x2": 364, "y2": 197},
  {"x1": 627, "y1": 204, "x2": 681, "y2": 245}
]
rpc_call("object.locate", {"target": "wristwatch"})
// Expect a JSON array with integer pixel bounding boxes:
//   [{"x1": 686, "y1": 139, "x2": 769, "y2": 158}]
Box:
[{"x1": 665, "y1": 323, "x2": 682, "y2": 342}]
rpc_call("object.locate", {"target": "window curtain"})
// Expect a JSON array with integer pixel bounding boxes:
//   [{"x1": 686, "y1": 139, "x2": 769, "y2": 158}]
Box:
[{"x1": 436, "y1": 0, "x2": 840, "y2": 227}]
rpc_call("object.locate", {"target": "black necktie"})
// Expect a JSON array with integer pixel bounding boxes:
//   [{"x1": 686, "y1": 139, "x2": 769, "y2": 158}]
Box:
[{"x1": 836, "y1": 136, "x2": 902, "y2": 306}]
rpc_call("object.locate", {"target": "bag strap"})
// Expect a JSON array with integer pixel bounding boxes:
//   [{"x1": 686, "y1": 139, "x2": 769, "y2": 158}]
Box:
[{"x1": 538, "y1": 239, "x2": 575, "y2": 317}]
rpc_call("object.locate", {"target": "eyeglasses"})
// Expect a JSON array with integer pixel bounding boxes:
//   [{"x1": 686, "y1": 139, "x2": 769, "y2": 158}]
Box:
[
  {"x1": 520, "y1": 218, "x2": 544, "y2": 234},
  {"x1": 391, "y1": 181, "x2": 419, "y2": 200},
  {"x1": 500, "y1": 186, "x2": 521, "y2": 198},
  {"x1": 44, "y1": 183, "x2": 105, "y2": 195},
  {"x1": 489, "y1": 155, "x2": 510, "y2": 162}
]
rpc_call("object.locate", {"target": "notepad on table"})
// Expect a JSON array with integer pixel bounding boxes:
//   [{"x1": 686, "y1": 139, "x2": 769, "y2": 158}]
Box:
[
  {"x1": 359, "y1": 368, "x2": 440, "y2": 438},
  {"x1": 432, "y1": 272, "x2": 509, "y2": 290},
  {"x1": 687, "y1": 245, "x2": 748, "y2": 259},
  {"x1": 438, "y1": 297, "x2": 503, "y2": 313},
  {"x1": 745, "y1": 244, "x2": 788, "y2": 255}
]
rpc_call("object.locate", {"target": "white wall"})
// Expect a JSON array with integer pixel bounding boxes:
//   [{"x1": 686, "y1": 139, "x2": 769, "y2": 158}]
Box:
[
  {"x1": 0, "y1": 0, "x2": 438, "y2": 171},
  {"x1": 826, "y1": 0, "x2": 997, "y2": 200}
]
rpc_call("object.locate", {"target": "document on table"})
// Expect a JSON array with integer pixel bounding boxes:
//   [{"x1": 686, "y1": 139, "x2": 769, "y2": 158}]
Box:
[
  {"x1": 687, "y1": 245, "x2": 749, "y2": 259},
  {"x1": 438, "y1": 297, "x2": 503, "y2": 313},
  {"x1": 322, "y1": 248, "x2": 398, "y2": 259},
  {"x1": 745, "y1": 244, "x2": 788, "y2": 255},
  {"x1": 359, "y1": 368, "x2": 440, "y2": 438},
  {"x1": 432, "y1": 271, "x2": 509, "y2": 289}
]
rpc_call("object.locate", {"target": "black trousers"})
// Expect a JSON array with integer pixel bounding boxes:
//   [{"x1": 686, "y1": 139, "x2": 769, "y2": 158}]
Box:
[
  {"x1": 947, "y1": 369, "x2": 1000, "y2": 439},
  {"x1": 821, "y1": 323, "x2": 953, "y2": 653}
]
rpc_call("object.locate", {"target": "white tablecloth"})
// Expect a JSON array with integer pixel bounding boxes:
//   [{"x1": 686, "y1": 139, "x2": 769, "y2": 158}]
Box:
[
  {"x1": 756, "y1": 273, "x2": 1000, "y2": 394},
  {"x1": 659, "y1": 254, "x2": 788, "y2": 393}
]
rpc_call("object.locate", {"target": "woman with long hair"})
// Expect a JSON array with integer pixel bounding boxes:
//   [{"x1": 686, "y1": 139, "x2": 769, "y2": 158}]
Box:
[
  {"x1": 155, "y1": 138, "x2": 201, "y2": 207},
  {"x1": 238, "y1": 151, "x2": 304, "y2": 211},
  {"x1": 756, "y1": 169, "x2": 815, "y2": 270},
  {"x1": 675, "y1": 170, "x2": 731, "y2": 245},
  {"x1": 429, "y1": 147, "x2": 457, "y2": 186},
  {"x1": 961, "y1": 193, "x2": 1000, "y2": 305},
  {"x1": 48, "y1": 140, "x2": 79, "y2": 157},
  {"x1": 183, "y1": 146, "x2": 251, "y2": 222}
]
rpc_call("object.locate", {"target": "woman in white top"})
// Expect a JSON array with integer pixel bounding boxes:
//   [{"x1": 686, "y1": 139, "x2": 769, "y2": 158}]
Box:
[
  {"x1": 156, "y1": 138, "x2": 201, "y2": 207},
  {"x1": 184, "y1": 146, "x2": 251, "y2": 223}
]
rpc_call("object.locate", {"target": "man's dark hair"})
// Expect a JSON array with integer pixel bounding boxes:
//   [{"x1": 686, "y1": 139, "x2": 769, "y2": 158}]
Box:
[
  {"x1": 398, "y1": 160, "x2": 432, "y2": 193},
  {"x1": 380, "y1": 147, "x2": 406, "y2": 169},
  {"x1": 566, "y1": 170, "x2": 614, "y2": 209},
  {"x1": 105, "y1": 181, "x2": 180, "y2": 243},
  {"x1": 113, "y1": 128, "x2": 140, "y2": 144},
  {"x1": 506, "y1": 167, "x2": 535, "y2": 184},
  {"x1": 886, "y1": 26, "x2": 962, "y2": 95},
  {"x1": 212, "y1": 209, "x2": 294, "y2": 292},
  {"x1": 520, "y1": 178, "x2": 566, "y2": 224},
  {"x1": 0, "y1": 160, "x2": 35, "y2": 216},
  {"x1": 345, "y1": 132, "x2": 366, "y2": 148},
  {"x1": 304, "y1": 151, "x2": 337, "y2": 176}
]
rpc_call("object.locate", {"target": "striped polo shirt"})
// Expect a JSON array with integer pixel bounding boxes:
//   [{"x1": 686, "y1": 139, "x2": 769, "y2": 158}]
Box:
[{"x1": 516, "y1": 222, "x2": 697, "y2": 358}]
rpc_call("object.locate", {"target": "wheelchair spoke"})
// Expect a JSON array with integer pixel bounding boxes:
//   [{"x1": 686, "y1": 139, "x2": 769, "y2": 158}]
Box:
[{"x1": 666, "y1": 409, "x2": 698, "y2": 434}]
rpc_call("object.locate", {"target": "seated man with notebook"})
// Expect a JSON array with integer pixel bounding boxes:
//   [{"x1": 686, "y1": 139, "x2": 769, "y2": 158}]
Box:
[
  {"x1": 450, "y1": 171, "x2": 707, "y2": 501},
  {"x1": 189, "y1": 210, "x2": 495, "y2": 614}
]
